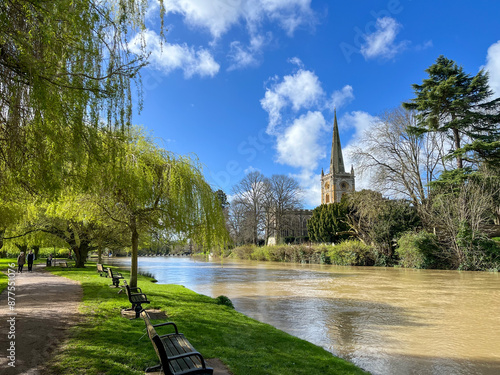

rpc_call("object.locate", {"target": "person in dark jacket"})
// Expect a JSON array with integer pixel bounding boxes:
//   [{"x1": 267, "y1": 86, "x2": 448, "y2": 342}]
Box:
[
  {"x1": 17, "y1": 252, "x2": 26, "y2": 273},
  {"x1": 27, "y1": 250, "x2": 35, "y2": 272}
]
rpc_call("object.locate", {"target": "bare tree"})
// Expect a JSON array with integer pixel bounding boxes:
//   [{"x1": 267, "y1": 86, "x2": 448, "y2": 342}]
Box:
[
  {"x1": 267, "y1": 174, "x2": 303, "y2": 243},
  {"x1": 350, "y1": 107, "x2": 452, "y2": 213},
  {"x1": 432, "y1": 177, "x2": 500, "y2": 269},
  {"x1": 231, "y1": 171, "x2": 268, "y2": 245},
  {"x1": 227, "y1": 199, "x2": 252, "y2": 246}
]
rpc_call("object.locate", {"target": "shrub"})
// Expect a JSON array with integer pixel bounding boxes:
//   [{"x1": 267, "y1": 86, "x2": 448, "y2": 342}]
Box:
[
  {"x1": 215, "y1": 295, "x2": 234, "y2": 309},
  {"x1": 455, "y1": 223, "x2": 500, "y2": 271},
  {"x1": 229, "y1": 245, "x2": 255, "y2": 260},
  {"x1": 327, "y1": 240, "x2": 375, "y2": 266},
  {"x1": 396, "y1": 231, "x2": 441, "y2": 269},
  {"x1": 250, "y1": 246, "x2": 271, "y2": 261}
]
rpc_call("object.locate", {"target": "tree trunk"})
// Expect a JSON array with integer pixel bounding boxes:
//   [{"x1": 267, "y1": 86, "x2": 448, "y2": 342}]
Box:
[
  {"x1": 73, "y1": 242, "x2": 91, "y2": 268},
  {"x1": 97, "y1": 244, "x2": 102, "y2": 265},
  {"x1": 0, "y1": 229, "x2": 4, "y2": 250},
  {"x1": 452, "y1": 126, "x2": 463, "y2": 169},
  {"x1": 33, "y1": 245, "x2": 40, "y2": 260},
  {"x1": 15, "y1": 243, "x2": 28, "y2": 253},
  {"x1": 130, "y1": 217, "x2": 139, "y2": 288}
]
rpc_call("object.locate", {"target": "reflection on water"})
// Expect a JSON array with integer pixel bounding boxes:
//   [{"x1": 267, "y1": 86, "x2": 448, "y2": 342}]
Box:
[{"x1": 108, "y1": 257, "x2": 500, "y2": 375}]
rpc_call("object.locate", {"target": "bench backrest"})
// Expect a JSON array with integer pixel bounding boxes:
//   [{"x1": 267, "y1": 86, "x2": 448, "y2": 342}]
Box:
[
  {"x1": 107, "y1": 267, "x2": 114, "y2": 278},
  {"x1": 97, "y1": 263, "x2": 104, "y2": 272},
  {"x1": 141, "y1": 310, "x2": 158, "y2": 341},
  {"x1": 125, "y1": 284, "x2": 133, "y2": 299},
  {"x1": 141, "y1": 311, "x2": 174, "y2": 374}
]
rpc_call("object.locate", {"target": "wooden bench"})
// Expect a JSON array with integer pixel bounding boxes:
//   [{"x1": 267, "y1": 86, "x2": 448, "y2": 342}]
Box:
[
  {"x1": 141, "y1": 310, "x2": 213, "y2": 375},
  {"x1": 97, "y1": 263, "x2": 108, "y2": 277},
  {"x1": 107, "y1": 267, "x2": 124, "y2": 287},
  {"x1": 123, "y1": 280, "x2": 150, "y2": 318}
]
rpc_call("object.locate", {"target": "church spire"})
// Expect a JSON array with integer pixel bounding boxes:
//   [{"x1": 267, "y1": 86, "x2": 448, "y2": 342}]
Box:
[{"x1": 330, "y1": 109, "x2": 345, "y2": 174}]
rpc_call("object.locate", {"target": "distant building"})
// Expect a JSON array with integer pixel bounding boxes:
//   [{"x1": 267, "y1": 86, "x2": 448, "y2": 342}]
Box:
[
  {"x1": 267, "y1": 209, "x2": 312, "y2": 245},
  {"x1": 321, "y1": 109, "x2": 355, "y2": 204},
  {"x1": 268, "y1": 110, "x2": 355, "y2": 244}
]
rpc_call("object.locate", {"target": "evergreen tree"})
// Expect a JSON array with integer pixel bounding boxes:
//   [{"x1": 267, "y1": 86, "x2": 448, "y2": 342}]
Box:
[
  {"x1": 403, "y1": 56, "x2": 500, "y2": 172},
  {"x1": 307, "y1": 202, "x2": 350, "y2": 244}
]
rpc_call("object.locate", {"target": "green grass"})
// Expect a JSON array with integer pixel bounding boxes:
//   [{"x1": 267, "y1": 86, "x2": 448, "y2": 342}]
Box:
[
  {"x1": 43, "y1": 264, "x2": 368, "y2": 375},
  {"x1": 0, "y1": 258, "x2": 17, "y2": 293}
]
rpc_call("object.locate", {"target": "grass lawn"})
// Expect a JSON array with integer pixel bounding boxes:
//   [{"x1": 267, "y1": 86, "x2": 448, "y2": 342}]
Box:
[
  {"x1": 40, "y1": 263, "x2": 368, "y2": 375},
  {"x1": 0, "y1": 258, "x2": 16, "y2": 293}
]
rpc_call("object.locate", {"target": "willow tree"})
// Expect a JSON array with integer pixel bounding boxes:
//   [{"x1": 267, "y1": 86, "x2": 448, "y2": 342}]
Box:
[
  {"x1": 0, "y1": 175, "x2": 30, "y2": 251},
  {"x1": 0, "y1": 0, "x2": 163, "y2": 195},
  {"x1": 97, "y1": 129, "x2": 229, "y2": 287}
]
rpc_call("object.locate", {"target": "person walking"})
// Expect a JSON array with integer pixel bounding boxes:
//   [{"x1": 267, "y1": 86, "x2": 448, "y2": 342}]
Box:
[
  {"x1": 17, "y1": 251, "x2": 26, "y2": 273},
  {"x1": 27, "y1": 250, "x2": 35, "y2": 272}
]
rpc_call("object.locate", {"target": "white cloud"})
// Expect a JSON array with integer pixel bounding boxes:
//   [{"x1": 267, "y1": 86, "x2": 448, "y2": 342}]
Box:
[
  {"x1": 290, "y1": 170, "x2": 322, "y2": 207},
  {"x1": 329, "y1": 85, "x2": 354, "y2": 110},
  {"x1": 261, "y1": 69, "x2": 325, "y2": 133},
  {"x1": 163, "y1": 0, "x2": 242, "y2": 39},
  {"x1": 360, "y1": 17, "x2": 407, "y2": 60},
  {"x1": 244, "y1": 166, "x2": 261, "y2": 174},
  {"x1": 139, "y1": 1, "x2": 315, "y2": 76},
  {"x1": 228, "y1": 41, "x2": 258, "y2": 69},
  {"x1": 227, "y1": 34, "x2": 268, "y2": 70},
  {"x1": 163, "y1": 0, "x2": 314, "y2": 39},
  {"x1": 484, "y1": 40, "x2": 500, "y2": 97},
  {"x1": 276, "y1": 111, "x2": 327, "y2": 169},
  {"x1": 128, "y1": 30, "x2": 219, "y2": 78},
  {"x1": 288, "y1": 56, "x2": 304, "y2": 68},
  {"x1": 260, "y1": 63, "x2": 357, "y2": 206},
  {"x1": 340, "y1": 111, "x2": 382, "y2": 191},
  {"x1": 415, "y1": 40, "x2": 433, "y2": 51},
  {"x1": 255, "y1": 0, "x2": 314, "y2": 36},
  {"x1": 339, "y1": 111, "x2": 379, "y2": 136}
]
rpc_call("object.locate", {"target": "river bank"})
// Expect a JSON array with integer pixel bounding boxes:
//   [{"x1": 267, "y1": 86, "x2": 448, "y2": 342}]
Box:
[
  {"x1": 106, "y1": 256, "x2": 500, "y2": 375},
  {"x1": 221, "y1": 242, "x2": 500, "y2": 271},
  {"x1": 0, "y1": 260, "x2": 367, "y2": 375}
]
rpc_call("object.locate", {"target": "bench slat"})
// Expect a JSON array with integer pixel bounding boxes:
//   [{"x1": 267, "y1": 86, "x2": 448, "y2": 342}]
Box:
[
  {"x1": 163, "y1": 336, "x2": 203, "y2": 373},
  {"x1": 166, "y1": 336, "x2": 203, "y2": 371}
]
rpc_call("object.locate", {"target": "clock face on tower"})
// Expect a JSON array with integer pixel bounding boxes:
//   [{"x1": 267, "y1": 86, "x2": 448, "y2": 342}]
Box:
[{"x1": 340, "y1": 181, "x2": 349, "y2": 190}]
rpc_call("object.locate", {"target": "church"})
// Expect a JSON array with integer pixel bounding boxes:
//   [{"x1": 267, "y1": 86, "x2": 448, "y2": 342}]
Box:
[
  {"x1": 268, "y1": 110, "x2": 355, "y2": 244},
  {"x1": 320, "y1": 110, "x2": 355, "y2": 204}
]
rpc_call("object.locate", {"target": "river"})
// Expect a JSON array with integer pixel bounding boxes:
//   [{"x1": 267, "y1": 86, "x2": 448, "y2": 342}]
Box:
[{"x1": 108, "y1": 256, "x2": 500, "y2": 375}]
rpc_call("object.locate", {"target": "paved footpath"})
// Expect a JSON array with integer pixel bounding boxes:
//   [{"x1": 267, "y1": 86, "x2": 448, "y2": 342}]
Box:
[{"x1": 0, "y1": 267, "x2": 82, "y2": 375}]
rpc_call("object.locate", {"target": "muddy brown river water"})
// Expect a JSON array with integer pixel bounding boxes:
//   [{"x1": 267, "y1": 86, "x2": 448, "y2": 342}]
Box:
[{"x1": 108, "y1": 257, "x2": 500, "y2": 375}]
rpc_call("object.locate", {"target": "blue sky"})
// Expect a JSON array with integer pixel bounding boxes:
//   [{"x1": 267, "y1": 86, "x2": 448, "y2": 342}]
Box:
[{"x1": 130, "y1": 0, "x2": 500, "y2": 208}]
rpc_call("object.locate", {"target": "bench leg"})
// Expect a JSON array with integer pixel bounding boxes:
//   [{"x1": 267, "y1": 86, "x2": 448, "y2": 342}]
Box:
[
  {"x1": 145, "y1": 364, "x2": 161, "y2": 373},
  {"x1": 134, "y1": 304, "x2": 143, "y2": 319}
]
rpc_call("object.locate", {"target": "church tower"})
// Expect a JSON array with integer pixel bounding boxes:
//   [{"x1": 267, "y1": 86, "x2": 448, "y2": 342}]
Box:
[{"x1": 321, "y1": 110, "x2": 355, "y2": 204}]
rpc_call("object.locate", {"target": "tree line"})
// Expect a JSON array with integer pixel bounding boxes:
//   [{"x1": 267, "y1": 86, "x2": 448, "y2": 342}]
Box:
[
  {"x1": 0, "y1": 1, "x2": 228, "y2": 287},
  {"x1": 224, "y1": 56, "x2": 499, "y2": 271},
  {"x1": 308, "y1": 56, "x2": 500, "y2": 270},
  {"x1": 223, "y1": 171, "x2": 304, "y2": 246}
]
